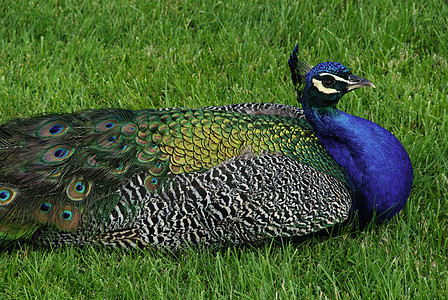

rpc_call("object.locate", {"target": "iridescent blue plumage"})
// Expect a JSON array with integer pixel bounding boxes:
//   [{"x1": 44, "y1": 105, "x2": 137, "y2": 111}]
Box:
[
  {"x1": 289, "y1": 44, "x2": 413, "y2": 225},
  {"x1": 304, "y1": 62, "x2": 351, "y2": 84}
]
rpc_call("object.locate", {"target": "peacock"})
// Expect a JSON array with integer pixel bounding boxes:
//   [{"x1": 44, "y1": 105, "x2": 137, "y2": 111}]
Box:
[{"x1": 0, "y1": 45, "x2": 413, "y2": 250}]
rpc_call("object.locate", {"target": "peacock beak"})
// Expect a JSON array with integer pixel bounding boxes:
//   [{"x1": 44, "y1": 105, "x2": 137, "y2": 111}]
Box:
[{"x1": 346, "y1": 74, "x2": 376, "y2": 91}]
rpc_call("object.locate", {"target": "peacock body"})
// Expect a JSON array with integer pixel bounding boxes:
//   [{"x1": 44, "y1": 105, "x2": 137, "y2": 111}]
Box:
[{"x1": 0, "y1": 46, "x2": 413, "y2": 249}]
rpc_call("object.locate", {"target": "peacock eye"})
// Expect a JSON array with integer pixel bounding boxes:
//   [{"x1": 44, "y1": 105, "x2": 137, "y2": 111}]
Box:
[{"x1": 322, "y1": 76, "x2": 336, "y2": 88}]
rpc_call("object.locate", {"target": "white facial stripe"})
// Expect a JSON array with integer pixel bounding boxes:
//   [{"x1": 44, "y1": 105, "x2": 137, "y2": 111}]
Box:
[
  {"x1": 319, "y1": 73, "x2": 352, "y2": 84},
  {"x1": 311, "y1": 78, "x2": 339, "y2": 94}
]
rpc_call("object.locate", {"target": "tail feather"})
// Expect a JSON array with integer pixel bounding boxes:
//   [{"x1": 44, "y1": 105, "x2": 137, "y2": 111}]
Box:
[
  {"x1": 0, "y1": 105, "x2": 346, "y2": 247},
  {"x1": 0, "y1": 109, "x2": 144, "y2": 242}
]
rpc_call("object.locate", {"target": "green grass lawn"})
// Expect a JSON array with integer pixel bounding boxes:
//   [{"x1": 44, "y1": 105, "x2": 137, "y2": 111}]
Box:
[{"x1": 1, "y1": 0, "x2": 447, "y2": 298}]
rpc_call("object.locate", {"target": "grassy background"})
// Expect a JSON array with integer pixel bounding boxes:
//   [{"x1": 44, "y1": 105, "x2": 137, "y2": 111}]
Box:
[{"x1": 1, "y1": 0, "x2": 447, "y2": 298}]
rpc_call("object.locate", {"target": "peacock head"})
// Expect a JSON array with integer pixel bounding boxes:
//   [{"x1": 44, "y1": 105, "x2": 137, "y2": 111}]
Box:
[{"x1": 289, "y1": 47, "x2": 375, "y2": 109}]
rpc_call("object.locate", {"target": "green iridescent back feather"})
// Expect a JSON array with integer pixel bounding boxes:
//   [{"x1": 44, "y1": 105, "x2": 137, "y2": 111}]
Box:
[{"x1": 0, "y1": 107, "x2": 346, "y2": 243}]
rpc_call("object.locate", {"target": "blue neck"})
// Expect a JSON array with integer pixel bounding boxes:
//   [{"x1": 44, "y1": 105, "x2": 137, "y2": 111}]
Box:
[{"x1": 302, "y1": 102, "x2": 413, "y2": 225}]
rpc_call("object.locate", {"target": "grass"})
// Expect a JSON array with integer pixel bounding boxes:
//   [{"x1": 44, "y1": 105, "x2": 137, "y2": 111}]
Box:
[{"x1": 0, "y1": 0, "x2": 447, "y2": 298}]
